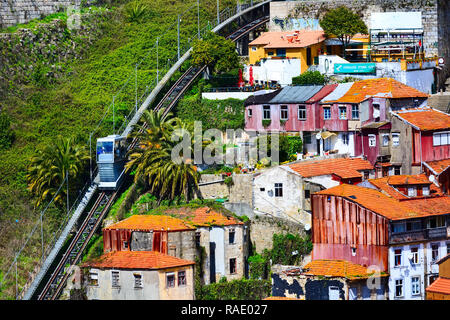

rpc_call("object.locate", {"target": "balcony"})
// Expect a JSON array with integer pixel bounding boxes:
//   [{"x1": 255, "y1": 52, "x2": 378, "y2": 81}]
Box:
[
  {"x1": 389, "y1": 230, "x2": 427, "y2": 244},
  {"x1": 427, "y1": 227, "x2": 448, "y2": 240}
]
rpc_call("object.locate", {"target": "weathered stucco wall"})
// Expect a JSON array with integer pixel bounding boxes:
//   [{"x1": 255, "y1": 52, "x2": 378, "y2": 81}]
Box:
[{"x1": 249, "y1": 215, "x2": 306, "y2": 254}]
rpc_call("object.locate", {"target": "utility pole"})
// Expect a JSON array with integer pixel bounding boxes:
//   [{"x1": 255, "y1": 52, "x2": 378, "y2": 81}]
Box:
[
  {"x1": 177, "y1": 14, "x2": 181, "y2": 61},
  {"x1": 217, "y1": 0, "x2": 220, "y2": 25}
]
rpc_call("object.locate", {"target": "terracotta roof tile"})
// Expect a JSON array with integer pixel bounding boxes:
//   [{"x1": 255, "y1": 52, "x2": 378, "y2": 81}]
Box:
[
  {"x1": 426, "y1": 277, "x2": 450, "y2": 295},
  {"x1": 316, "y1": 184, "x2": 450, "y2": 220},
  {"x1": 368, "y1": 175, "x2": 442, "y2": 200},
  {"x1": 392, "y1": 107, "x2": 450, "y2": 131},
  {"x1": 327, "y1": 78, "x2": 428, "y2": 104},
  {"x1": 424, "y1": 159, "x2": 450, "y2": 176},
  {"x1": 104, "y1": 215, "x2": 195, "y2": 232},
  {"x1": 166, "y1": 207, "x2": 244, "y2": 227},
  {"x1": 301, "y1": 259, "x2": 388, "y2": 280},
  {"x1": 249, "y1": 30, "x2": 326, "y2": 49},
  {"x1": 82, "y1": 251, "x2": 195, "y2": 270},
  {"x1": 288, "y1": 157, "x2": 373, "y2": 179}
]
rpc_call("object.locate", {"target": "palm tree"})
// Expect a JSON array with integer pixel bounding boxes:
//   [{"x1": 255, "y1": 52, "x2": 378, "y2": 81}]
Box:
[
  {"x1": 26, "y1": 136, "x2": 89, "y2": 208},
  {"x1": 126, "y1": 108, "x2": 200, "y2": 201}
]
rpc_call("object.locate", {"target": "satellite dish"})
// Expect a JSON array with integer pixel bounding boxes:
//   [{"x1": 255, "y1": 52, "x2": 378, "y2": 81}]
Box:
[
  {"x1": 316, "y1": 133, "x2": 322, "y2": 140},
  {"x1": 304, "y1": 224, "x2": 311, "y2": 231},
  {"x1": 429, "y1": 175, "x2": 436, "y2": 183}
]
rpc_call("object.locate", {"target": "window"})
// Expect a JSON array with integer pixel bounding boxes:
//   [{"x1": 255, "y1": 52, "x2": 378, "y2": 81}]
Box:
[
  {"x1": 392, "y1": 133, "x2": 400, "y2": 146},
  {"x1": 352, "y1": 105, "x2": 359, "y2": 119},
  {"x1": 247, "y1": 108, "x2": 252, "y2": 117},
  {"x1": 89, "y1": 272, "x2": 98, "y2": 286},
  {"x1": 429, "y1": 275, "x2": 439, "y2": 285},
  {"x1": 364, "y1": 171, "x2": 369, "y2": 180},
  {"x1": 276, "y1": 48, "x2": 286, "y2": 57},
  {"x1": 111, "y1": 271, "x2": 120, "y2": 288},
  {"x1": 251, "y1": 46, "x2": 257, "y2": 52},
  {"x1": 408, "y1": 186, "x2": 417, "y2": 197},
  {"x1": 411, "y1": 276, "x2": 420, "y2": 295},
  {"x1": 123, "y1": 241, "x2": 128, "y2": 250},
  {"x1": 395, "y1": 279, "x2": 403, "y2": 298},
  {"x1": 394, "y1": 166, "x2": 401, "y2": 175},
  {"x1": 303, "y1": 132, "x2": 312, "y2": 144},
  {"x1": 178, "y1": 271, "x2": 186, "y2": 286},
  {"x1": 195, "y1": 232, "x2": 201, "y2": 247},
  {"x1": 447, "y1": 242, "x2": 450, "y2": 255},
  {"x1": 410, "y1": 247, "x2": 419, "y2": 264},
  {"x1": 406, "y1": 221, "x2": 421, "y2": 231},
  {"x1": 422, "y1": 186, "x2": 430, "y2": 196},
  {"x1": 260, "y1": 187, "x2": 265, "y2": 192},
  {"x1": 342, "y1": 133, "x2": 349, "y2": 145},
  {"x1": 324, "y1": 137, "x2": 332, "y2": 151},
  {"x1": 134, "y1": 274, "x2": 143, "y2": 288},
  {"x1": 166, "y1": 273, "x2": 175, "y2": 288},
  {"x1": 305, "y1": 190, "x2": 311, "y2": 199},
  {"x1": 323, "y1": 107, "x2": 331, "y2": 120},
  {"x1": 428, "y1": 216, "x2": 446, "y2": 229},
  {"x1": 230, "y1": 258, "x2": 237, "y2": 274},
  {"x1": 268, "y1": 51, "x2": 274, "y2": 56},
  {"x1": 382, "y1": 134, "x2": 390, "y2": 147},
  {"x1": 274, "y1": 183, "x2": 283, "y2": 197},
  {"x1": 373, "y1": 104, "x2": 380, "y2": 121},
  {"x1": 394, "y1": 249, "x2": 402, "y2": 266},
  {"x1": 229, "y1": 229, "x2": 235, "y2": 244},
  {"x1": 263, "y1": 105, "x2": 271, "y2": 120},
  {"x1": 280, "y1": 105, "x2": 288, "y2": 120},
  {"x1": 339, "y1": 106, "x2": 347, "y2": 119},
  {"x1": 433, "y1": 132, "x2": 450, "y2": 146},
  {"x1": 298, "y1": 105, "x2": 306, "y2": 120},
  {"x1": 368, "y1": 134, "x2": 376, "y2": 147},
  {"x1": 431, "y1": 244, "x2": 439, "y2": 262},
  {"x1": 392, "y1": 223, "x2": 406, "y2": 233}
]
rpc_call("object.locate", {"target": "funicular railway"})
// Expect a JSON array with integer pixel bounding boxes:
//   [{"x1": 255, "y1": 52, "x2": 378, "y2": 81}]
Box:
[{"x1": 23, "y1": 1, "x2": 271, "y2": 300}]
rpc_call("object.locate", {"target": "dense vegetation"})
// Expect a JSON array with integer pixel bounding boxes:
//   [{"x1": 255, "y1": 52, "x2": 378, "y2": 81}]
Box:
[
  {"x1": 0, "y1": 0, "x2": 238, "y2": 299},
  {"x1": 292, "y1": 71, "x2": 327, "y2": 86}
]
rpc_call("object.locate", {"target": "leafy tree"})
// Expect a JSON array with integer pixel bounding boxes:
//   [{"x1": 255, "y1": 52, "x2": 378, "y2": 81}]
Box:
[
  {"x1": 257, "y1": 134, "x2": 292, "y2": 163},
  {"x1": 126, "y1": 108, "x2": 200, "y2": 201},
  {"x1": 292, "y1": 71, "x2": 326, "y2": 86},
  {"x1": 26, "y1": 136, "x2": 89, "y2": 208},
  {"x1": 0, "y1": 111, "x2": 14, "y2": 150},
  {"x1": 319, "y1": 7, "x2": 368, "y2": 59},
  {"x1": 191, "y1": 32, "x2": 240, "y2": 74}
]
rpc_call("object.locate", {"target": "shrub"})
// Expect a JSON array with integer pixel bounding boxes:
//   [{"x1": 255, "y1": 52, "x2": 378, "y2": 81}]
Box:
[
  {"x1": 292, "y1": 71, "x2": 326, "y2": 85},
  {"x1": 196, "y1": 278, "x2": 271, "y2": 300},
  {"x1": 0, "y1": 112, "x2": 14, "y2": 150}
]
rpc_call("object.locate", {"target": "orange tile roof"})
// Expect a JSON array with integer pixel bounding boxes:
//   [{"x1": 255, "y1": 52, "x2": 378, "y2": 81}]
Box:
[
  {"x1": 424, "y1": 159, "x2": 450, "y2": 176},
  {"x1": 302, "y1": 259, "x2": 388, "y2": 280},
  {"x1": 316, "y1": 183, "x2": 450, "y2": 220},
  {"x1": 249, "y1": 30, "x2": 326, "y2": 49},
  {"x1": 104, "y1": 215, "x2": 195, "y2": 232},
  {"x1": 82, "y1": 251, "x2": 195, "y2": 270},
  {"x1": 289, "y1": 157, "x2": 373, "y2": 179},
  {"x1": 368, "y1": 175, "x2": 436, "y2": 200},
  {"x1": 325, "y1": 78, "x2": 428, "y2": 104},
  {"x1": 392, "y1": 107, "x2": 450, "y2": 131},
  {"x1": 426, "y1": 277, "x2": 450, "y2": 295},
  {"x1": 166, "y1": 207, "x2": 244, "y2": 227}
]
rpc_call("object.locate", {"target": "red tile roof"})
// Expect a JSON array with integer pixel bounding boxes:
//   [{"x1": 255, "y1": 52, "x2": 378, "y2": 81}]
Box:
[
  {"x1": 306, "y1": 84, "x2": 338, "y2": 103},
  {"x1": 368, "y1": 175, "x2": 441, "y2": 200},
  {"x1": 249, "y1": 30, "x2": 326, "y2": 49},
  {"x1": 289, "y1": 157, "x2": 373, "y2": 179},
  {"x1": 426, "y1": 277, "x2": 450, "y2": 295},
  {"x1": 424, "y1": 159, "x2": 450, "y2": 176},
  {"x1": 327, "y1": 78, "x2": 428, "y2": 104},
  {"x1": 301, "y1": 259, "x2": 388, "y2": 280},
  {"x1": 104, "y1": 215, "x2": 195, "y2": 232},
  {"x1": 316, "y1": 183, "x2": 450, "y2": 220},
  {"x1": 392, "y1": 107, "x2": 450, "y2": 131},
  {"x1": 166, "y1": 207, "x2": 244, "y2": 227},
  {"x1": 82, "y1": 251, "x2": 195, "y2": 270}
]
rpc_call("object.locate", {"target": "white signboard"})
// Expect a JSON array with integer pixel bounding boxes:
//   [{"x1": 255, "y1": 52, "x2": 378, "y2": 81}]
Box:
[{"x1": 370, "y1": 12, "x2": 422, "y2": 31}]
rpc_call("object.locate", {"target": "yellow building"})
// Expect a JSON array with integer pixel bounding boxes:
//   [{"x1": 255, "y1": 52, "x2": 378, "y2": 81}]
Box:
[
  {"x1": 426, "y1": 254, "x2": 450, "y2": 300},
  {"x1": 248, "y1": 30, "x2": 326, "y2": 74}
]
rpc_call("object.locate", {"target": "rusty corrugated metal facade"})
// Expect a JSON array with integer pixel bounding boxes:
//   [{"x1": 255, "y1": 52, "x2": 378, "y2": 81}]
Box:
[
  {"x1": 103, "y1": 229, "x2": 168, "y2": 254},
  {"x1": 311, "y1": 194, "x2": 390, "y2": 271}
]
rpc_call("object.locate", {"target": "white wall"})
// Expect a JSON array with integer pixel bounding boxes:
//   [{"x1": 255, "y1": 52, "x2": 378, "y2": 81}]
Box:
[
  {"x1": 244, "y1": 59, "x2": 302, "y2": 86},
  {"x1": 307, "y1": 174, "x2": 340, "y2": 190},
  {"x1": 210, "y1": 227, "x2": 225, "y2": 279}
]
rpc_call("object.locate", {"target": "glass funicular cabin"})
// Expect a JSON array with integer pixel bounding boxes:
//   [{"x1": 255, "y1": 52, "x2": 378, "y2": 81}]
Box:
[{"x1": 96, "y1": 135, "x2": 127, "y2": 190}]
